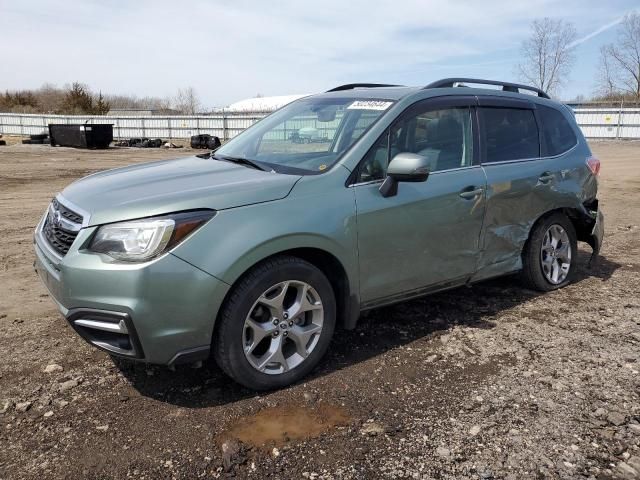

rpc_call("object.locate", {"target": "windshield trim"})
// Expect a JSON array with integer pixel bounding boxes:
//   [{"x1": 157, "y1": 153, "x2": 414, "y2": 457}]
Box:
[{"x1": 215, "y1": 96, "x2": 397, "y2": 176}]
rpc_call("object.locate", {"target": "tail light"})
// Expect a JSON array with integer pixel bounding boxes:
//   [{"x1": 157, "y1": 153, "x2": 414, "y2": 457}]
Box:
[{"x1": 586, "y1": 156, "x2": 600, "y2": 176}]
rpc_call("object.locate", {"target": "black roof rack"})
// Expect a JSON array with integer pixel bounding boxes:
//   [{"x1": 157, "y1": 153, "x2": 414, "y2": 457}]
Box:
[
  {"x1": 326, "y1": 83, "x2": 402, "y2": 92},
  {"x1": 424, "y1": 78, "x2": 550, "y2": 99}
]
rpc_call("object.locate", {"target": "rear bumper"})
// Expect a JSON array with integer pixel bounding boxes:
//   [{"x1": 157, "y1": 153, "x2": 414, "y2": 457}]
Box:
[
  {"x1": 34, "y1": 220, "x2": 230, "y2": 365},
  {"x1": 575, "y1": 199, "x2": 604, "y2": 266},
  {"x1": 590, "y1": 209, "x2": 604, "y2": 258}
]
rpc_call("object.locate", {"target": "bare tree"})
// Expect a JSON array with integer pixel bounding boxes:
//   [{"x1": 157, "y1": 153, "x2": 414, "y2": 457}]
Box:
[
  {"x1": 598, "y1": 13, "x2": 640, "y2": 99},
  {"x1": 174, "y1": 87, "x2": 201, "y2": 115},
  {"x1": 104, "y1": 93, "x2": 173, "y2": 111},
  {"x1": 518, "y1": 18, "x2": 577, "y2": 96},
  {"x1": 35, "y1": 83, "x2": 65, "y2": 113},
  {"x1": 597, "y1": 45, "x2": 618, "y2": 98}
]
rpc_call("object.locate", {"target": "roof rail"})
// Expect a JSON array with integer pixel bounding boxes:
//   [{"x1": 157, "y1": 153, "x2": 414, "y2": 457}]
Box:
[
  {"x1": 326, "y1": 83, "x2": 402, "y2": 92},
  {"x1": 424, "y1": 78, "x2": 550, "y2": 99}
]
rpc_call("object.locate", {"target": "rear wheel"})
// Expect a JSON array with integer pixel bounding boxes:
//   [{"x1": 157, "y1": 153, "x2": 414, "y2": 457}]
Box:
[
  {"x1": 214, "y1": 256, "x2": 336, "y2": 390},
  {"x1": 521, "y1": 213, "x2": 577, "y2": 291}
]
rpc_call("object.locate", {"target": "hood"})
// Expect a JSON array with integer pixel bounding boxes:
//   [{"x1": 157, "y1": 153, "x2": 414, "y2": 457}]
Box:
[{"x1": 61, "y1": 155, "x2": 301, "y2": 226}]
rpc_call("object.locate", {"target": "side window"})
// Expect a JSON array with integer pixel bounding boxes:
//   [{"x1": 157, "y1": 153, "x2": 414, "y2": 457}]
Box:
[
  {"x1": 480, "y1": 107, "x2": 540, "y2": 162},
  {"x1": 355, "y1": 107, "x2": 473, "y2": 182},
  {"x1": 538, "y1": 105, "x2": 577, "y2": 156},
  {"x1": 356, "y1": 130, "x2": 389, "y2": 183}
]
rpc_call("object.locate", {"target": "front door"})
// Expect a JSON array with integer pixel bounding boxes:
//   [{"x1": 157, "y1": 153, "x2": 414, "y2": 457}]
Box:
[{"x1": 351, "y1": 97, "x2": 487, "y2": 306}]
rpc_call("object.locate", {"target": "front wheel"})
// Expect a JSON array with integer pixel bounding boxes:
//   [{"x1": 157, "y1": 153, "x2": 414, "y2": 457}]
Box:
[
  {"x1": 521, "y1": 213, "x2": 577, "y2": 291},
  {"x1": 214, "y1": 256, "x2": 336, "y2": 390}
]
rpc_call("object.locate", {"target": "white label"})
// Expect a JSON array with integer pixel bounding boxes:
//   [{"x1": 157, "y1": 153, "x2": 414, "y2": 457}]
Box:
[{"x1": 347, "y1": 100, "x2": 393, "y2": 111}]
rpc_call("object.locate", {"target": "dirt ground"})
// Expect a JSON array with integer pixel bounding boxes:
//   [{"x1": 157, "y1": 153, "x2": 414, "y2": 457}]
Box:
[{"x1": 0, "y1": 141, "x2": 638, "y2": 480}]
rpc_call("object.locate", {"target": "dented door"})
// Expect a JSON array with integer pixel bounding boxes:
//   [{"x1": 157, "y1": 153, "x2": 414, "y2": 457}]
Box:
[
  {"x1": 354, "y1": 166, "x2": 487, "y2": 305},
  {"x1": 474, "y1": 98, "x2": 554, "y2": 280}
]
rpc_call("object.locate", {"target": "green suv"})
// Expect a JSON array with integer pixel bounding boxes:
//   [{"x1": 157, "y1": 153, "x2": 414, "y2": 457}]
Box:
[{"x1": 34, "y1": 78, "x2": 604, "y2": 390}]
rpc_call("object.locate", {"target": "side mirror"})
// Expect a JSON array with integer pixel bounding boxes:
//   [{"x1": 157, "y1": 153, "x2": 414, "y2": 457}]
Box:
[{"x1": 379, "y1": 152, "x2": 430, "y2": 198}]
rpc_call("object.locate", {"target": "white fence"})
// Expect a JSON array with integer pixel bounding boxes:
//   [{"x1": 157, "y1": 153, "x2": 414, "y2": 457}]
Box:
[
  {"x1": 0, "y1": 112, "x2": 270, "y2": 141},
  {"x1": 572, "y1": 107, "x2": 640, "y2": 139},
  {"x1": 1, "y1": 107, "x2": 640, "y2": 141}
]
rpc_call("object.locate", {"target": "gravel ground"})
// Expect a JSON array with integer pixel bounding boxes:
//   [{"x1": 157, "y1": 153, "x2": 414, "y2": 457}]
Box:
[{"x1": 0, "y1": 141, "x2": 638, "y2": 480}]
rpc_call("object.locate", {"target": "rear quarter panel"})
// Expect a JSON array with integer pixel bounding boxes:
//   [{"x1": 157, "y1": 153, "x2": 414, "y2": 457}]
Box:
[{"x1": 474, "y1": 141, "x2": 594, "y2": 281}]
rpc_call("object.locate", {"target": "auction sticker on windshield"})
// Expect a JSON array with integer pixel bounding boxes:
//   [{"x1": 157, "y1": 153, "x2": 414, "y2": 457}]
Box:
[{"x1": 347, "y1": 100, "x2": 393, "y2": 110}]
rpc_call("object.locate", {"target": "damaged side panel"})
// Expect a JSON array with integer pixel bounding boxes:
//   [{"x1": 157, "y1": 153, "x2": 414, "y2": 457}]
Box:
[
  {"x1": 570, "y1": 198, "x2": 604, "y2": 266},
  {"x1": 472, "y1": 146, "x2": 596, "y2": 282}
]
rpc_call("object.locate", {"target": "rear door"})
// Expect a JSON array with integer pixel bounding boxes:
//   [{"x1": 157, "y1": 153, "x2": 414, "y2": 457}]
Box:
[
  {"x1": 474, "y1": 97, "x2": 557, "y2": 280},
  {"x1": 351, "y1": 96, "x2": 487, "y2": 306}
]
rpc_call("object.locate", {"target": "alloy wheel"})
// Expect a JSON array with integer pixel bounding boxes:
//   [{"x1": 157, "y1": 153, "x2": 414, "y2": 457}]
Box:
[
  {"x1": 540, "y1": 224, "x2": 572, "y2": 284},
  {"x1": 243, "y1": 280, "x2": 324, "y2": 375}
]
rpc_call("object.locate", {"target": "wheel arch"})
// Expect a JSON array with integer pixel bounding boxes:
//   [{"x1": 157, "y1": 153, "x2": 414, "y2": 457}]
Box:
[
  {"x1": 526, "y1": 203, "x2": 598, "y2": 252},
  {"x1": 214, "y1": 245, "x2": 359, "y2": 342}
]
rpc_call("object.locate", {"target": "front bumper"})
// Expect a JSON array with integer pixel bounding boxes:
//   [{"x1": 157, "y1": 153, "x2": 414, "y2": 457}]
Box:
[{"x1": 33, "y1": 214, "x2": 230, "y2": 365}]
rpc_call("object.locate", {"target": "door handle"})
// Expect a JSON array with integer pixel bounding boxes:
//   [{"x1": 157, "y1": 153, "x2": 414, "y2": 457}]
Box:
[
  {"x1": 459, "y1": 186, "x2": 484, "y2": 199},
  {"x1": 538, "y1": 172, "x2": 554, "y2": 183}
]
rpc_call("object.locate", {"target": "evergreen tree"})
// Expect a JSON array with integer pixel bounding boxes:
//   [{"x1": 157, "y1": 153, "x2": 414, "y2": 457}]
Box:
[
  {"x1": 92, "y1": 91, "x2": 111, "y2": 115},
  {"x1": 62, "y1": 82, "x2": 94, "y2": 114}
]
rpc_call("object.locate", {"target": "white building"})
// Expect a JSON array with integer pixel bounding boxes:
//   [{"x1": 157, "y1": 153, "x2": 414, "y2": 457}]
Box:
[{"x1": 222, "y1": 94, "x2": 309, "y2": 113}]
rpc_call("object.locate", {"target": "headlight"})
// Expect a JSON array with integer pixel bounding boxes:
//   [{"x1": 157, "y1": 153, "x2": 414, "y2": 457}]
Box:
[{"x1": 89, "y1": 210, "x2": 215, "y2": 262}]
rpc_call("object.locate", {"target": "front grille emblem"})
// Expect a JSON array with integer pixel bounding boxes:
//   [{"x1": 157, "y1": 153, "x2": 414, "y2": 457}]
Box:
[
  {"x1": 43, "y1": 198, "x2": 84, "y2": 256},
  {"x1": 48, "y1": 208, "x2": 63, "y2": 229},
  {"x1": 53, "y1": 211, "x2": 62, "y2": 228}
]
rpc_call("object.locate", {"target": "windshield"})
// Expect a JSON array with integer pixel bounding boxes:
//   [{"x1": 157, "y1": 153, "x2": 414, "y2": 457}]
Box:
[{"x1": 215, "y1": 97, "x2": 395, "y2": 174}]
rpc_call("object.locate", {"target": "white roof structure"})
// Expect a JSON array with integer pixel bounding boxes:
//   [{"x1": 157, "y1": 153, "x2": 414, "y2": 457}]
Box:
[{"x1": 223, "y1": 94, "x2": 309, "y2": 113}]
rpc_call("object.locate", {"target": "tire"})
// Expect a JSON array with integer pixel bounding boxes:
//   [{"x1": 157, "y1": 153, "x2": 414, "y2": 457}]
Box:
[
  {"x1": 521, "y1": 212, "x2": 577, "y2": 292},
  {"x1": 214, "y1": 256, "x2": 336, "y2": 390}
]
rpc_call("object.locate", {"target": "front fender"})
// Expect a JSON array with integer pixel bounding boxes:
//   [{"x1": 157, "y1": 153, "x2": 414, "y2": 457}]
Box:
[{"x1": 170, "y1": 185, "x2": 359, "y2": 299}]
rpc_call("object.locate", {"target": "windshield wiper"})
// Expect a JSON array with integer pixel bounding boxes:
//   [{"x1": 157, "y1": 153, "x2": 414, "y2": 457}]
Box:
[{"x1": 211, "y1": 154, "x2": 267, "y2": 171}]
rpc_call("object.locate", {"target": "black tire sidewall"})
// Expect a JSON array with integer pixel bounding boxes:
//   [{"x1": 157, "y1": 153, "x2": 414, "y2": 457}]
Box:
[
  {"x1": 215, "y1": 258, "x2": 336, "y2": 390},
  {"x1": 524, "y1": 213, "x2": 578, "y2": 291}
]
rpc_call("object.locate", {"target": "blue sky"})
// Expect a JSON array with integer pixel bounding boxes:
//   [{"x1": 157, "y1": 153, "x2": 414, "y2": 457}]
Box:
[{"x1": 0, "y1": 0, "x2": 637, "y2": 107}]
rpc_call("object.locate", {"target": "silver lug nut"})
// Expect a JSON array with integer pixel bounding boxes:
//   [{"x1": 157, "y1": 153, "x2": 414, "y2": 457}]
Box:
[
  {"x1": 289, "y1": 321, "x2": 293, "y2": 326},
  {"x1": 273, "y1": 331, "x2": 279, "y2": 337},
  {"x1": 283, "y1": 313, "x2": 289, "y2": 319},
  {"x1": 272, "y1": 319, "x2": 279, "y2": 325},
  {"x1": 283, "y1": 331, "x2": 288, "y2": 337}
]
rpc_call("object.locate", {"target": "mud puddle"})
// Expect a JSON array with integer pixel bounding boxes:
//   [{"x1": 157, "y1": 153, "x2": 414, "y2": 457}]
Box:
[{"x1": 222, "y1": 404, "x2": 350, "y2": 448}]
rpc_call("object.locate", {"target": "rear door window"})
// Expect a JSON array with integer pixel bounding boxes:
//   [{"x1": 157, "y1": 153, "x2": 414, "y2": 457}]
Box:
[
  {"x1": 538, "y1": 105, "x2": 577, "y2": 156},
  {"x1": 480, "y1": 107, "x2": 540, "y2": 162}
]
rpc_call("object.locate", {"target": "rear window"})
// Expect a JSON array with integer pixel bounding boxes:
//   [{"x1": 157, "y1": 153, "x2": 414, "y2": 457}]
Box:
[
  {"x1": 481, "y1": 107, "x2": 540, "y2": 162},
  {"x1": 539, "y1": 105, "x2": 577, "y2": 156}
]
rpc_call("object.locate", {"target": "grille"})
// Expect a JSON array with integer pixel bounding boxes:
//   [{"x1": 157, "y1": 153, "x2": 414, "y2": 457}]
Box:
[
  {"x1": 42, "y1": 199, "x2": 83, "y2": 256},
  {"x1": 52, "y1": 198, "x2": 83, "y2": 224}
]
